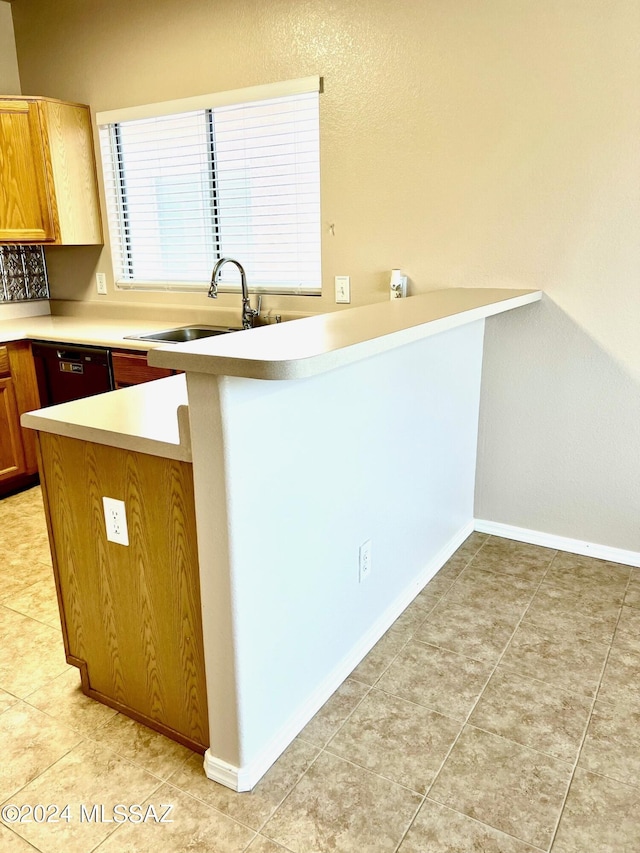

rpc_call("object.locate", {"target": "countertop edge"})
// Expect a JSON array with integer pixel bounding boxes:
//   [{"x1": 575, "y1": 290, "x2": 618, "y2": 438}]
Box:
[
  {"x1": 0, "y1": 317, "x2": 191, "y2": 351},
  {"x1": 20, "y1": 375, "x2": 192, "y2": 462},
  {"x1": 148, "y1": 289, "x2": 543, "y2": 380}
]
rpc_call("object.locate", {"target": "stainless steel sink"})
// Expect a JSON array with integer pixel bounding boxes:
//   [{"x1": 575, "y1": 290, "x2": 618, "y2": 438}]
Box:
[{"x1": 125, "y1": 325, "x2": 236, "y2": 344}]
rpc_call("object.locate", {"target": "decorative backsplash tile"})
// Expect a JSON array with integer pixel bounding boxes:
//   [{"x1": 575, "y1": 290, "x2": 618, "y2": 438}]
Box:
[{"x1": 0, "y1": 246, "x2": 50, "y2": 302}]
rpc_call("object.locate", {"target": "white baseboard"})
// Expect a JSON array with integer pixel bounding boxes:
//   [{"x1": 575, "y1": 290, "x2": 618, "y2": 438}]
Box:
[
  {"x1": 203, "y1": 519, "x2": 474, "y2": 792},
  {"x1": 474, "y1": 519, "x2": 640, "y2": 569},
  {"x1": 203, "y1": 753, "x2": 255, "y2": 793}
]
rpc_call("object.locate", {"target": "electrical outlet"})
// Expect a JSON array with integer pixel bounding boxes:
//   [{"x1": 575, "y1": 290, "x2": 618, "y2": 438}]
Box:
[
  {"x1": 389, "y1": 272, "x2": 408, "y2": 300},
  {"x1": 96, "y1": 273, "x2": 108, "y2": 295},
  {"x1": 335, "y1": 275, "x2": 350, "y2": 304},
  {"x1": 103, "y1": 497, "x2": 129, "y2": 546},
  {"x1": 359, "y1": 539, "x2": 372, "y2": 582}
]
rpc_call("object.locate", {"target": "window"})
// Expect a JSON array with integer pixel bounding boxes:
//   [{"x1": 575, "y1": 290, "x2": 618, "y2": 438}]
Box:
[{"x1": 97, "y1": 78, "x2": 321, "y2": 295}]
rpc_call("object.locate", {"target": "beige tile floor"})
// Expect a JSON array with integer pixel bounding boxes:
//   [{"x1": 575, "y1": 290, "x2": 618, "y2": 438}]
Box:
[{"x1": 0, "y1": 486, "x2": 638, "y2": 852}]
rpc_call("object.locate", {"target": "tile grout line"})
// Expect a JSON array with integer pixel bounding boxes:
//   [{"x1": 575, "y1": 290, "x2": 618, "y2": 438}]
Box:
[
  {"x1": 263, "y1": 695, "x2": 430, "y2": 842},
  {"x1": 361, "y1": 539, "x2": 489, "y2": 693},
  {"x1": 86, "y1": 776, "x2": 167, "y2": 853},
  {"x1": 1, "y1": 602, "x2": 61, "y2": 633},
  {"x1": 447, "y1": 721, "x2": 574, "y2": 768},
  {"x1": 0, "y1": 755, "x2": 166, "y2": 853},
  {"x1": 0, "y1": 739, "x2": 84, "y2": 807},
  {"x1": 391, "y1": 538, "x2": 551, "y2": 852},
  {"x1": 243, "y1": 834, "x2": 298, "y2": 853},
  {"x1": 139, "y1": 776, "x2": 263, "y2": 839},
  {"x1": 351, "y1": 587, "x2": 449, "y2": 691},
  {"x1": 253, "y1": 744, "x2": 330, "y2": 836},
  {"x1": 393, "y1": 549, "x2": 558, "y2": 853},
  {"x1": 294, "y1": 745, "x2": 428, "y2": 796},
  {"x1": 1, "y1": 696, "x2": 188, "y2": 845},
  {"x1": 412, "y1": 798, "x2": 550, "y2": 853},
  {"x1": 301, "y1": 680, "x2": 374, "y2": 751},
  {"x1": 544, "y1": 567, "x2": 633, "y2": 852},
  {"x1": 558, "y1": 762, "x2": 640, "y2": 792},
  {"x1": 1, "y1": 825, "x2": 41, "y2": 853}
]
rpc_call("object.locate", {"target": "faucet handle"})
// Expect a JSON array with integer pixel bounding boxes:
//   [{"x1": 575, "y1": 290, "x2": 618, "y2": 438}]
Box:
[
  {"x1": 208, "y1": 271, "x2": 218, "y2": 299},
  {"x1": 242, "y1": 294, "x2": 262, "y2": 329},
  {"x1": 247, "y1": 295, "x2": 261, "y2": 329}
]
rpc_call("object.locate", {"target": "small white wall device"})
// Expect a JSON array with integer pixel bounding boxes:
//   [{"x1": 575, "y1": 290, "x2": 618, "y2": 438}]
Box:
[
  {"x1": 103, "y1": 496, "x2": 129, "y2": 546},
  {"x1": 390, "y1": 269, "x2": 408, "y2": 300}
]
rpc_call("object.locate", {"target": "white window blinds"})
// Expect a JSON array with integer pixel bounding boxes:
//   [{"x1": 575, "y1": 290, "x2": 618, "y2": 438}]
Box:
[{"x1": 97, "y1": 79, "x2": 321, "y2": 294}]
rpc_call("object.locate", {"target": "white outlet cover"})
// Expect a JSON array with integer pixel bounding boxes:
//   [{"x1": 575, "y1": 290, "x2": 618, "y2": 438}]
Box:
[
  {"x1": 103, "y1": 496, "x2": 129, "y2": 546},
  {"x1": 359, "y1": 538, "x2": 372, "y2": 582},
  {"x1": 96, "y1": 273, "x2": 108, "y2": 295}
]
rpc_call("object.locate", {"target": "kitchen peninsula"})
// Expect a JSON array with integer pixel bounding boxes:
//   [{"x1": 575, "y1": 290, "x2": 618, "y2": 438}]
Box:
[{"x1": 22, "y1": 287, "x2": 541, "y2": 791}]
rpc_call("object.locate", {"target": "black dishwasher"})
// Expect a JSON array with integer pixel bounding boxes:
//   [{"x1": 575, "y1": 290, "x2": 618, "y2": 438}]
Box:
[{"x1": 32, "y1": 342, "x2": 115, "y2": 406}]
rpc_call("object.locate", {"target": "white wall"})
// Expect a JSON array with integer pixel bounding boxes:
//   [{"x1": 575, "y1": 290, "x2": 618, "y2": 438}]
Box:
[
  {"x1": 187, "y1": 322, "x2": 484, "y2": 786},
  {"x1": 0, "y1": 1, "x2": 20, "y2": 93},
  {"x1": 476, "y1": 298, "x2": 640, "y2": 553}
]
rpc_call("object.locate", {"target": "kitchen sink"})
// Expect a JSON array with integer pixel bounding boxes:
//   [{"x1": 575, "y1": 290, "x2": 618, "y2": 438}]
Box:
[{"x1": 125, "y1": 325, "x2": 236, "y2": 344}]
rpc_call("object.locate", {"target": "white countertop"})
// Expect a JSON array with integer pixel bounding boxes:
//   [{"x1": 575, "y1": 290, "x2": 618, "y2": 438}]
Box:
[
  {"x1": 0, "y1": 314, "x2": 184, "y2": 351},
  {"x1": 18, "y1": 288, "x2": 542, "y2": 459},
  {"x1": 148, "y1": 288, "x2": 542, "y2": 380},
  {"x1": 21, "y1": 374, "x2": 191, "y2": 462}
]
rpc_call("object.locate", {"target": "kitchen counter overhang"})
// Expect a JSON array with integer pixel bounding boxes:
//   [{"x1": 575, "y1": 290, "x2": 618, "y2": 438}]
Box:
[{"x1": 148, "y1": 288, "x2": 541, "y2": 379}]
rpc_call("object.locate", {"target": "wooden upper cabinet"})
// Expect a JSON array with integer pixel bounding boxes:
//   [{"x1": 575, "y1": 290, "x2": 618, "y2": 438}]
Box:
[
  {"x1": 0, "y1": 97, "x2": 103, "y2": 245},
  {"x1": 0, "y1": 100, "x2": 53, "y2": 242}
]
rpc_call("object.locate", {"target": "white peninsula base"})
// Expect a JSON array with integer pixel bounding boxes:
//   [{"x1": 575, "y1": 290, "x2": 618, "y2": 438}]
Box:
[{"x1": 151, "y1": 289, "x2": 541, "y2": 791}]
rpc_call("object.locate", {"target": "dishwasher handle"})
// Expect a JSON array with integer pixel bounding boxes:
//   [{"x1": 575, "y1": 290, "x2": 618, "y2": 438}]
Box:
[{"x1": 56, "y1": 349, "x2": 80, "y2": 360}]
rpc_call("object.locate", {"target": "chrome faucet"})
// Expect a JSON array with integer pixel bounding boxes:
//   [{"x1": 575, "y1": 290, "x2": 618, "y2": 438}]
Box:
[{"x1": 208, "y1": 258, "x2": 261, "y2": 330}]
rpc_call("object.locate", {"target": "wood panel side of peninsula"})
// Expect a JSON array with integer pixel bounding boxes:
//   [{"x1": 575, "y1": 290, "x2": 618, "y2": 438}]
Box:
[{"x1": 37, "y1": 432, "x2": 209, "y2": 753}]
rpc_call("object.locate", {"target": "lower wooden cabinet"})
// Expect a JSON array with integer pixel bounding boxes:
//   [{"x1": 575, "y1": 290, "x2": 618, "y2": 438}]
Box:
[
  {"x1": 0, "y1": 375, "x2": 26, "y2": 481},
  {"x1": 37, "y1": 432, "x2": 209, "y2": 753},
  {"x1": 112, "y1": 349, "x2": 175, "y2": 389},
  {"x1": 0, "y1": 342, "x2": 178, "y2": 494},
  {"x1": 0, "y1": 341, "x2": 40, "y2": 494}
]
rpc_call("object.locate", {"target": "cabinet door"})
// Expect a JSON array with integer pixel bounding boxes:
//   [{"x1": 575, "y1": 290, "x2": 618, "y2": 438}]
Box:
[
  {"x1": 40, "y1": 100, "x2": 103, "y2": 245},
  {"x1": 0, "y1": 99, "x2": 55, "y2": 242},
  {"x1": 112, "y1": 350, "x2": 174, "y2": 389},
  {"x1": 8, "y1": 341, "x2": 41, "y2": 475},
  {"x1": 0, "y1": 376, "x2": 27, "y2": 482}
]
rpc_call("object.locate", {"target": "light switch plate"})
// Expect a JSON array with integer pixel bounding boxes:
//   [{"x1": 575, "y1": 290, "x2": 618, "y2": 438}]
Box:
[{"x1": 335, "y1": 275, "x2": 350, "y2": 304}]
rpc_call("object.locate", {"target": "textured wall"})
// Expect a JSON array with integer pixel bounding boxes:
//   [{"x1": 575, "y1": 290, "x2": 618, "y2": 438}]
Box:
[
  {"x1": 0, "y1": 1, "x2": 20, "y2": 93},
  {"x1": 10, "y1": 0, "x2": 640, "y2": 551}
]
